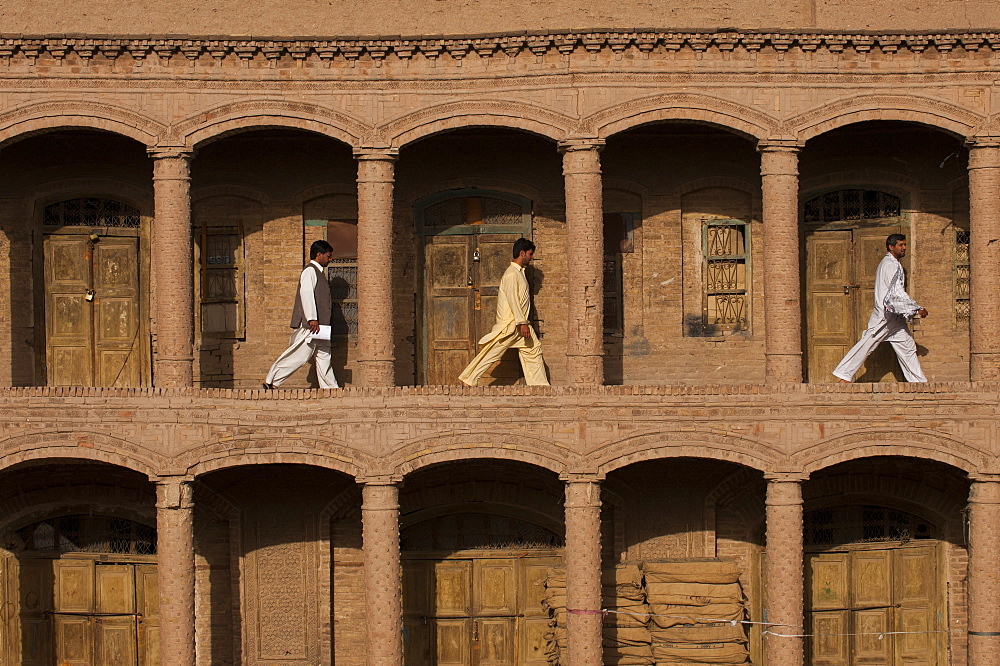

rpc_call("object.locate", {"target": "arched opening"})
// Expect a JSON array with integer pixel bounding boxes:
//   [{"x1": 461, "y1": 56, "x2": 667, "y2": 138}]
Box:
[
  {"x1": 400, "y1": 459, "x2": 563, "y2": 664},
  {"x1": 800, "y1": 120, "x2": 969, "y2": 383},
  {"x1": 0, "y1": 460, "x2": 158, "y2": 665}
]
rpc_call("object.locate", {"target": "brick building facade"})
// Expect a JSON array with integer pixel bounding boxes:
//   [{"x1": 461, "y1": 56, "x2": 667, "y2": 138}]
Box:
[{"x1": 1, "y1": 2, "x2": 1000, "y2": 664}]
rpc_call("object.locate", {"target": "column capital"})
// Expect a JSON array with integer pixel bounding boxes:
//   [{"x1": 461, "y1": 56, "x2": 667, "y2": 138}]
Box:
[
  {"x1": 970, "y1": 474, "x2": 1000, "y2": 503},
  {"x1": 148, "y1": 145, "x2": 193, "y2": 161},
  {"x1": 559, "y1": 472, "x2": 605, "y2": 483},
  {"x1": 967, "y1": 139, "x2": 1000, "y2": 169},
  {"x1": 354, "y1": 146, "x2": 399, "y2": 161},
  {"x1": 558, "y1": 137, "x2": 606, "y2": 153},
  {"x1": 757, "y1": 137, "x2": 804, "y2": 153},
  {"x1": 357, "y1": 474, "x2": 403, "y2": 486},
  {"x1": 764, "y1": 471, "x2": 809, "y2": 483},
  {"x1": 153, "y1": 475, "x2": 194, "y2": 509}
]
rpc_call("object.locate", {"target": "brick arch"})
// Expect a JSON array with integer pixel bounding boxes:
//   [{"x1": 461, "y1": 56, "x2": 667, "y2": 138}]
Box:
[
  {"x1": 591, "y1": 430, "x2": 778, "y2": 475},
  {"x1": 382, "y1": 100, "x2": 575, "y2": 147},
  {"x1": 192, "y1": 184, "x2": 273, "y2": 207},
  {"x1": 0, "y1": 100, "x2": 165, "y2": 149},
  {"x1": 790, "y1": 95, "x2": 983, "y2": 142},
  {"x1": 796, "y1": 428, "x2": 985, "y2": 474},
  {"x1": 175, "y1": 100, "x2": 370, "y2": 149},
  {"x1": 392, "y1": 432, "x2": 574, "y2": 477},
  {"x1": 179, "y1": 435, "x2": 368, "y2": 479},
  {"x1": 800, "y1": 170, "x2": 921, "y2": 205},
  {"x1": 582, "y1": 93, "x2": 779, "y2": 141},
  {"x1": 675, "y1": 176, "x2": 758, "y2": 199},
  {"x1": 25, "y1": 177, "x2": 155, "y2": 217},
  {"x1": 0, "y1": 431, "x2": 163, "y2": 477}
]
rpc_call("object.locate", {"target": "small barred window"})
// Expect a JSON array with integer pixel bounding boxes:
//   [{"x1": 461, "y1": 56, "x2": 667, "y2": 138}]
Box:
[
  {"x1": 13, "y1": 515, "x2": 156, "y2": 555},
  {"x1": 703, "y1": 220, "x2": 749, "y2": 334},
  {"x1": 804, "y1": 505, "x2": 932, "y2": 547},
  {"x1": 803, "y1": 190, "x2": 901, "y2": 224},
  {"x1": 954, "y1": 227, "x2": 970, "y2": 325}
]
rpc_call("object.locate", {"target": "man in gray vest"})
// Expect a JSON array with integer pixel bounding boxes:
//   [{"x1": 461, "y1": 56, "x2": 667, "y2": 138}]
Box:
[{"x1": 262, "y1": 240, "x2": 339, "y2": 389}]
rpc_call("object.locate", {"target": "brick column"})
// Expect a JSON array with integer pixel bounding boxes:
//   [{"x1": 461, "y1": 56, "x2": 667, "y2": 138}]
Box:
[
  {"x1": 759, "y1": 141, "x2": 803, "y2": 383},
  {"x1": 355, "y1": 148, "x2": 398, "y2": 387},
  {"x1": 361, "y1": 477, "x2": 402, "y2": 665},
  {"x1": 150, "y1": 147, "x2": 194, "y2": 387},
  {"x1": 968, "y1": 474, "x2": 1000, "y2": 664},
  {"x1": 560, "y1": 138, "x2": 605, "y2": 386},
  {"x1": 764, "y1": 473, "x2": 806, "y2": 666},
  {"x1": 967, "y1": 140, "x2": 1000, "y2": 381},
  {"x1": 155, "y1": 476, "x2": 195, "y2": 666},
  {"x1": 563, "y1": 476, "x2": 603, "y2": 666}
]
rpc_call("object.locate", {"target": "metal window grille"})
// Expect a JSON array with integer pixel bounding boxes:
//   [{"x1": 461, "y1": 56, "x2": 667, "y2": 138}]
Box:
[
  {"x1": 328, "y1": 259, "x2": 359, "y2": 336},
  {"x1": 423, "y1": 196, "x2": 522, "y2": 227},
  {"x1": 954, "y1": 227, "x2": 970, "y2": 324},
  {"x1": 804, "y1": 505, "x2": 931, "y2": 547},
  {"x1": 14, "y1": 515, "x2": 156, "y2": 555},
  {"x1": 400, "y1": 512, "x2": 564, "y2": 551},
  {"x1": 43, "y1": 197, "x2": 141, "y2": 228},
  {"x1": 199, "y1": 221, "x2": 245, "y2": 338},
  {"x1": 803, "y1": 190, "x2": 901, "y2": 224},
  {"x1": 703, "y1": 220, "x2": 749, "y2": 333}
]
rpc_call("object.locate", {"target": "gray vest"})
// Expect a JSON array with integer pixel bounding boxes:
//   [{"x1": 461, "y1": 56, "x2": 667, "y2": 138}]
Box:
[{"x1": 289, "y1": 264, "x2": 332, "y2": 328}]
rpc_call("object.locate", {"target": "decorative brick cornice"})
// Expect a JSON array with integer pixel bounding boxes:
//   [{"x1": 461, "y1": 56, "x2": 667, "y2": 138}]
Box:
[{"x1": 1, "y1": 30, "x2": 999, "y2": 65}]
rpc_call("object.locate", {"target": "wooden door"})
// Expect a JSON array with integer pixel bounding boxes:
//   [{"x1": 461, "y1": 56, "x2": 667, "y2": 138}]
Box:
[
  {"x1": 806, "y1": 545, "x2": 940, "y2": 666},
  {"x1": 423, "y1": 233, "x2": 523, "y2": 385},
  {"x1": 805, "y1": 224, "x2": 902, "y2": 383},
  {"x1": 44, "y1": 234, "x2": 141, "y2": 387},
  {"x1": 403, "y1": 554, "x2": 559, "y2": 665}
]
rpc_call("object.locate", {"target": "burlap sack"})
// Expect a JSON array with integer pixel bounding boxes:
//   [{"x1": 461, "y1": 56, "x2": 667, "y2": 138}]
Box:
[
  {"x1": 649, "y1": 623, "x2": 747, "y2": 644},
  {"x1": 644, "y1": 582, "x2": 742, "y2": 606},
  {"x1": 650, "y1": 642, "x2": 749, "y2": 664},
  {"x1": 643, "y1": 561, "x2": 741, "y2": 585},
  {"x1": 648, "y1": 604, "x2": 744, "y2": 629}
]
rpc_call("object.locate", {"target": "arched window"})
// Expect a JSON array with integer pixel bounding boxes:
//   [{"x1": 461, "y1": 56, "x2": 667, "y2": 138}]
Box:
[
  {"x1": 13, "y1": 514, "x2": 156, "y2": 554},
  {"x1": 43, "y1": 197, "x2": 140, "y2": 228}
]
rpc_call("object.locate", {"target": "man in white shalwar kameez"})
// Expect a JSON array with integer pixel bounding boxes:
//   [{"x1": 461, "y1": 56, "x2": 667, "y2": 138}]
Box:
[
  {"x1": 832, "y1": 234, "x2": 928, "y2": 383},
  {"x1": 459, "y1": 238, "x2": 549, "y2": 386}
]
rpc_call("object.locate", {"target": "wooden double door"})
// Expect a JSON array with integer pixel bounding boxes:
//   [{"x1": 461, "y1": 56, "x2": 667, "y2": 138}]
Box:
[
  {"x1": 805, "y1": 223, "x2": 905, "y2": 383},
  {"x1": 403, "y1": 552, "x2": 559, "y2": 665},
  {"x1": 42, "y1": 232, "x2": 142, "y2": 387},
  {"x1": 423, "y1": 232, "x2": 524, "y2": 385},
  {"x1": 806, "y1": 544, "x2": 942, "y2": 666},
  {"x1": 2, "y1": 555, "x2": 158, "y2": 666}
]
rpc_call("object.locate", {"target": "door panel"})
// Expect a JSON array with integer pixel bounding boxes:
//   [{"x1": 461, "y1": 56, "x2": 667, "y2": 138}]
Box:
[
  {"x1": 45, "y1": 236, "x2": 94, "y2": 386},
  {"x1": 436, "y1": 618, "x2": 472, "y2": 665},
  {"x1": 135, "y1": 564, "x2": 159, "y2": 666},
  {"x1": 44, "y1": 234, "x2": 141, "y2": 387},
  {"x1": 95, "y1": 564, "x2": 137, "y2": 666},
  {"x1": 806, "y1": 231, "x2": 854, "y2": 383},
  {"x1": 475, "y1": 560, "x2": 516, "y2": 616},
  {"x1": 477, "y1": 618, "x2": 515, "y2": 665},
  {"x1": 807, "y1": 545, "x2": 941, "y2": 666},
  {"x1": 17, "y1": 559, "x2": 52, "y2": 666},
  {"x1": 426, "y1": 237, "x2": 474, "y2": 385}
]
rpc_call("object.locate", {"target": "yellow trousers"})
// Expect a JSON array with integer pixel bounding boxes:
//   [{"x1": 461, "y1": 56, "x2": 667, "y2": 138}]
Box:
[{"x1": 458, "y1": 331, "x2": 549, "y2": 386}]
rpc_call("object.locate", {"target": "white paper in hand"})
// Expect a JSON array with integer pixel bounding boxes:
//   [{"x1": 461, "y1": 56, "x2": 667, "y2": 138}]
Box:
[{"x1": 310, "y1": 325, "x2": 332, "y2": 341}]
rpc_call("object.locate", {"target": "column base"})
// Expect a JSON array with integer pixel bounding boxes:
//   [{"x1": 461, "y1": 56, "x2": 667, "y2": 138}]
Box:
[
  {"x1": 765, "y1": 353, "x2": 803, "y2": 383},
  {"x1": 566, "y1": 355, "x2": 604, "y2": 386},
  {"x1": 971, "y1": 353, "x2": 1000, "y2": 381},
  {"x1": 154, "y1": 358, "x2": 193, "y2": 388},
  {"x1": 359, "y1": 360, "x2": 395, "y2": 387}
]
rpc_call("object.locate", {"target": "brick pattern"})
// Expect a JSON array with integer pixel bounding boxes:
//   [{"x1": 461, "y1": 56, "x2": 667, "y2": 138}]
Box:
[
  {"x1": 564, "y1": 479, "x2": 603, "y2": 666},
  {"x1": 155, "y1": 477, "x2": 196, "y2": 666},
  {"x1": 151, "y1": 149, "x2": 195, "y2": 387},
  {"x1": 967, "y1": 142, "x2": 1000, "y2": 381},
  {"x1": 356, "y1": 150, "x2": 398, "y2": 387},
  {"x1": 360, "y1": 481, "x2": 402, "y2": 664},
  {"x1": 759, "y1": 143, "x2": 803, "y2": 383},
  {"x1": 561, "y1": 140, "x2": 605, "y2": 385},
  {"x1": 764, "y1": 475, "x2": 805, "y2": 666}
]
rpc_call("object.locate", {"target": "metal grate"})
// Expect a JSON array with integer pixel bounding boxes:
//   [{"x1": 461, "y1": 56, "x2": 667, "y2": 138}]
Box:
[
  {"x1": 955, "y1": 228, "x2": 970, "y2": 324},
  {"x1": 804, "y1": 190, "x2": 901, "y2": 224},
  {"x1": 401, "y1": 512, "x2": 564, "y2": 551},
  {"x1": 704, "y1": 221, "x2": 749, "y2": 331},
  {"x1": 327, "y1": 259, "x2": 359, "y2": 336},
  {"x1": 14, "y1": 515, "x2": 156, "y2": 555},
  {"x1": 423, "y1": 196, "x2": 522, "y2": 226},
  {"x1": 44, "y1": 197, "x2": 141, "y2": 228},
  {"x1": 804, "y1": 505, "x2": 930, "y2": 547}
]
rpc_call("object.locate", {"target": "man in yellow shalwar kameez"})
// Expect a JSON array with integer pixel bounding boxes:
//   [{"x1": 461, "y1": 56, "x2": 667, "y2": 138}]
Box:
[{"x1": 459, "y1": 238, "x2": 550, "y2": 386}]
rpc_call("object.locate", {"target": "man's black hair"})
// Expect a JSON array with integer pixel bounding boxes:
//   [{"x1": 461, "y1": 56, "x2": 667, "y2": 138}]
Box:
[
  {"x1": 885, "y1": 233, "x2": 906, "y2": 249},
  {"x1": 310, "y1": 239, "x2": 334, "y2": 259},
  {"x1": 512, "y1": 237, "x2": 535, "y2": 258}
]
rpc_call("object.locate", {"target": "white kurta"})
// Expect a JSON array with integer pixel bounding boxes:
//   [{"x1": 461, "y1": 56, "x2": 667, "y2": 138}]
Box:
[
  {"x1": 458, "y1": 261, "x2": 548, "y2": 386},
  {"x1": 264, "y1": 261, "x2": 339, "y2": 389},
  {"x1": 832, "y1": 253, "x2": 927, "y2": 382}
]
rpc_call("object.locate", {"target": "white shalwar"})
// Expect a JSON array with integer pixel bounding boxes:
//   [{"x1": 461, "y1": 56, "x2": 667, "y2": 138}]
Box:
[
  {"x1": 458, "y1": 261, "x2": 549, "y2": 386},
  {"x1": 832, "y1": 252, "x2": 927, "y2": 383},
  {"x1": 264, "y1": 261, "x2": 339, "y2": 389}
]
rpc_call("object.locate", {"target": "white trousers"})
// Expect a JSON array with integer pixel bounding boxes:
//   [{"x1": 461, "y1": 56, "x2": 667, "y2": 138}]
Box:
[
  {"x1": 832, "y1": 315, "x2": 927, "y2": 382},
  {"x1": 458, "y1": 330, "x2": 549, "y2": 386},
  {"x1": 265, "y1": 327, "x2": 339, "y2": 388}
]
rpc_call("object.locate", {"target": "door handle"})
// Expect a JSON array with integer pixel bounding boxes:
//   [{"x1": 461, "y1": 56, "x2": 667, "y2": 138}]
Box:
[
  {"x1": 467, "y1": 276, "x2": 474, "y2": 287},
  {"x1": 474, "y1": 289, "x2": 481, "y2": 310},
  {"x1": 472, "y1": 619, "x2": 479, "y2": 641},
  {"x1": 843, "y1": 284, "x2": 860, "y2": 295}
]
